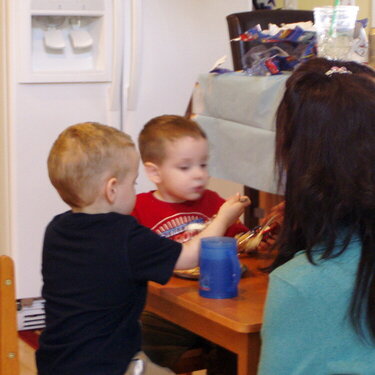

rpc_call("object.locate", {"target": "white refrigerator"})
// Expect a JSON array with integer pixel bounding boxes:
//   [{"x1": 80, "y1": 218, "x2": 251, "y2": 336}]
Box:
[{"x1": 0, "y1": 0, "x2": 250, "y2": 313}]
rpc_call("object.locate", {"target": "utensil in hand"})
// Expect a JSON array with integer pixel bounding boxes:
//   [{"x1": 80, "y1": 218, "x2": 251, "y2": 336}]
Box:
[{"x1": 236, "y1": 215, "x2": 277, "y2": 254}]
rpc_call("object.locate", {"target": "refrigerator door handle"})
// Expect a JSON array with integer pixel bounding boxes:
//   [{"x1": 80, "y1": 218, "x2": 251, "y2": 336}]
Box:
[
  {"x1": 127, "y1": 0, "x2": 143, "y2": 111},
  {"x1": 107, "y1": 0, "x2": 125, "y2": 129},
  {"x1": 108, "y1": 0, "x2": 124, "y2": 106}
]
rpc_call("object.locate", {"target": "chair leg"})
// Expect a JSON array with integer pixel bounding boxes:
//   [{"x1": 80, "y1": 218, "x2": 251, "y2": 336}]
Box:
[{"x1": 0, "y1": 255, "x2": 20, "y2": 375}]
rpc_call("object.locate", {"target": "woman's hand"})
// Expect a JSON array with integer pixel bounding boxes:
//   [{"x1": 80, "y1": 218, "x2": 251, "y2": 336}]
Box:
[{"x1": 257, "y1": 201, "x2": 285, "y2": 252}]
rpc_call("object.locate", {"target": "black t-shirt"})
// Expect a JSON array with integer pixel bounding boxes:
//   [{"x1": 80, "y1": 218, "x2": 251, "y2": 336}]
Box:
[{"x1": 36, "y1": 211, "x2": 182, "y2": 375}]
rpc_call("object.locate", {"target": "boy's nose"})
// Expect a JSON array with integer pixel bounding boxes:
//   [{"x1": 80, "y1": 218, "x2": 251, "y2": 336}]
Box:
[{"x1": 194, "y1": 167, "x2": 207, "y2": 179}]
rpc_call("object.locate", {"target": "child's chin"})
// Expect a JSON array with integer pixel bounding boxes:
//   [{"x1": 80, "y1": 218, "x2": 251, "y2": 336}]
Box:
[{"x1": 184, "y1": 192, "x2": 204, "y2": 201}]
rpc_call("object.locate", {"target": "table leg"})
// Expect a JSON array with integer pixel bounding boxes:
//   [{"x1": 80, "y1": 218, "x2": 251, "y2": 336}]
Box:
[{"x1": 237, "y1": 333, "x2": 261, "y2": 375}]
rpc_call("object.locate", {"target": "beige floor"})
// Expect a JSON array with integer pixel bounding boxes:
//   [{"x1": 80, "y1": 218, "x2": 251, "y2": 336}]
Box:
[
  {"x1": 19, "y1": 338, "x2": 206, "y2": 375},
  {"x1": 19, "y1": 339, "x2": 37, "y2": 375}
]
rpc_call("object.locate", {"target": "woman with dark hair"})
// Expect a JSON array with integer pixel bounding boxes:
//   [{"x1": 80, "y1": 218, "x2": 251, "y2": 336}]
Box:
[{"x1": 258, "y1": 58, "x2": 375, "y2": 374}]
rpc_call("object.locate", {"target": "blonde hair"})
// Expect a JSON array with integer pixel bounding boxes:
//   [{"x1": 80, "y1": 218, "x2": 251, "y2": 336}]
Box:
[
  {"x1": 48, "y1": 122, "x2": 135, "y2": 208},
  {"x1": 139, "y1": 115, "x2": 207, "y2": 164}
]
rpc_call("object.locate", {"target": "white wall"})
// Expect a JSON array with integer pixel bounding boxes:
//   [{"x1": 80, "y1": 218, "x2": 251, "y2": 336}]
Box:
[{"x1": 0, "y1": 0, "x2": 11, "y2": 256}]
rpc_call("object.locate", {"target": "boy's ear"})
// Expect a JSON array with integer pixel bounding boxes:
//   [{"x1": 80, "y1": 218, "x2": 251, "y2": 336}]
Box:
[
  {"x1": 144, "y1": 162, "x2": 162, "y2": 184},
  {"x1": 105, "y1": 177, "x2": 118, "y2": 203}
]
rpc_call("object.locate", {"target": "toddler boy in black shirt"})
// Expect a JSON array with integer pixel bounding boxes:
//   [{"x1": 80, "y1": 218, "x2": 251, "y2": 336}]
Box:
[{"x1": 36, "y1": 122, "x2": 249, "y2": 375}]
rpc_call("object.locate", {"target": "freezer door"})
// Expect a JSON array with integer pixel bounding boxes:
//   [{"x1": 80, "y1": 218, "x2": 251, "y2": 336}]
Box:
[{"x1": 122, "y1": 0, "x2": 251, "y2": 193}]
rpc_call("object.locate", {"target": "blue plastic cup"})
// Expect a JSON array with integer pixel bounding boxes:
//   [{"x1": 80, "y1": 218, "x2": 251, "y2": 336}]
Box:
[{"x1": 199, "y1": 237, "x2": 241, "y2": 299}]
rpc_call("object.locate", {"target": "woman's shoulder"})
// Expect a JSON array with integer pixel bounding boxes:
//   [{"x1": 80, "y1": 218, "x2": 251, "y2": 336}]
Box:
[
  {"x1": 271, "y1": 235, "x2": 362, "y2": 290},
  {"x1": 270, "y1": 251, "x2": 319, "y2": 287}
]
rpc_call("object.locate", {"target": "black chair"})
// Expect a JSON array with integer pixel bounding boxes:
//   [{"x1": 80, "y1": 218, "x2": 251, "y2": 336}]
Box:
[
  {"x1": 226, "y1": 10, "x2": 313, "y2": 226},
  {"x1": 227, "y1": 9, "x2": 314, "y2": 71}
]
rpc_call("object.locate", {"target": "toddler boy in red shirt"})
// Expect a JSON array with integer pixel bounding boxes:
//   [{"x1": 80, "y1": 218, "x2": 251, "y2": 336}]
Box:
[{"x1": 132, "y1": 115, "x2": 249, "y2": 375}]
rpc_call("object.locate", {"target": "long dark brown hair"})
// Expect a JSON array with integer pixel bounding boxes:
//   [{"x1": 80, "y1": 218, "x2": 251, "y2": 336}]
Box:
[{"x1": 271, "y1": 58, "x2": 375, "y2": 340}]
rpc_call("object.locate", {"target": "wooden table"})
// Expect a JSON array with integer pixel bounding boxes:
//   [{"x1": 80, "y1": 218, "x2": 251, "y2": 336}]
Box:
[{"x1": 146, "y1": 254, "x2": 272, "y2": 375}]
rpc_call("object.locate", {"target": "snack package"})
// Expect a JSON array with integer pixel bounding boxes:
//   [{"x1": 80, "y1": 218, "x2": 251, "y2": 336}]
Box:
[{"x1": 235, "y1": 25, "x2": 316, "y2": 75}]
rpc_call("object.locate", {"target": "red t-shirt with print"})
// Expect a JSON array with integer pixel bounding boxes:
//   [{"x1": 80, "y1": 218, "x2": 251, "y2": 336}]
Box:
[{"x1": 131, "y1": 190, "x2": 248, "y2": 243}]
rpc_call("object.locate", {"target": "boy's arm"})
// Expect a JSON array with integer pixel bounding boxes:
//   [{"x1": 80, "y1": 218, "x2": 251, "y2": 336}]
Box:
[{"x1": 174, "y1": 194, "x2": 250, "y2": 270}]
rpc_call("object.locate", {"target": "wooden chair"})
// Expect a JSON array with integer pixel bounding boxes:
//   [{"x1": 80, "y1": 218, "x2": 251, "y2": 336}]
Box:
[
  {"x1": 171, "y1": 347, "x2": 206, "y2": 375},
  {"x1": 0, "y1": 255, "x2": 19, "y2": 375},
  {"x1": 226, "y1": 9, "x2": 313, "y2": 226}
]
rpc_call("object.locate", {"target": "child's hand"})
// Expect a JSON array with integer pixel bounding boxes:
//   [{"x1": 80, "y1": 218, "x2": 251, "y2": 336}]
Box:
[
  {"x1": 177, "y1": 193, "x2": 250, "y2": 270},
  {"x1": 217, "y1": 193, "x2": 251, "y2": 227}
]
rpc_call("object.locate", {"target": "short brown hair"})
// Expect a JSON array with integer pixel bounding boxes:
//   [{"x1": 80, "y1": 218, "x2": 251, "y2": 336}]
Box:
[
  {"x1": 48, "y1": 122, "x2": 135, "y2": 208},
  {"x1": 138, "y1": 115, "x2": 207, "y2": 164}
]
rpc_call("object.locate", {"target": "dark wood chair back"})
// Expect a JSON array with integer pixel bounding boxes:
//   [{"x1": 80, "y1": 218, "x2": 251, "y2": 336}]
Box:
[{"x1": 227, "y1": 9, "x2": 314, "y2": 70}]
